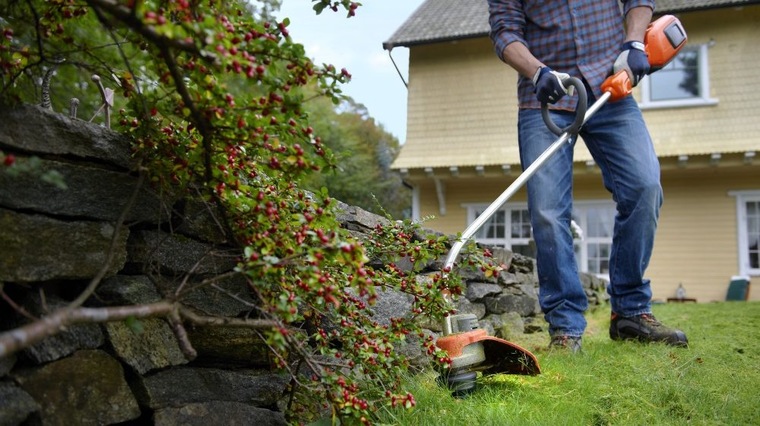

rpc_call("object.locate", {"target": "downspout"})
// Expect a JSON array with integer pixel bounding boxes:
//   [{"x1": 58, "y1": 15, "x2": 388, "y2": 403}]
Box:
[
  {"x1": 434, "y1": 177, "x2": 446, "y2": 216},
  {"x1": 386, "y1": 43, "x2": 445, "y2": 217},
  {"x1": 387, "y1": 48, "x2": 408, "y2": 89}
]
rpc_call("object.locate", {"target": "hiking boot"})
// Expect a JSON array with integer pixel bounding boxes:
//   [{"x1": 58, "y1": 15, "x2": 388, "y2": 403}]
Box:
[
  {"x1": 549, "y1": 335, "x2": 582, "y2": 353},
  {"x1": 610, "y1": 313, "x2": 688, "y2": 347}
]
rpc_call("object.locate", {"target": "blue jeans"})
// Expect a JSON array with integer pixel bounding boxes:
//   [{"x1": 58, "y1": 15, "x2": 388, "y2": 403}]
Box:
[{"x1": 517, "y1": 96, "x2": 662, "y2": 337}]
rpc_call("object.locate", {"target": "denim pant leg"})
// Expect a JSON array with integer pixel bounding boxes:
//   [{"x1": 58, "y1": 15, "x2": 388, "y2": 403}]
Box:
[
  {"x1": 518, "y1": 109, "x2": 588, "y2": 338},
  {"x1": 580, "y1": 96, "x2": 662, "y2": 317}
]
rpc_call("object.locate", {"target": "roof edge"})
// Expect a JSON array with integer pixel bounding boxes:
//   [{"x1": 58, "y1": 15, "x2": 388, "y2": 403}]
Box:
[
  {"x1": 657, "y1": 0, "x2": 760, "y2": 13},
  {"x1": 383, "y1": 32, "x2": 489, "y2": 50},
  {"x1": 383, "y1": 1, "x2": 760, "y2": 49}
]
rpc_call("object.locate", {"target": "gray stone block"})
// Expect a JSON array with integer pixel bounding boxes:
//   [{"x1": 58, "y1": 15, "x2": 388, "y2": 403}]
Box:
[
  {"x1": 153, "y1": 401, "x2": 286, "y2": 426},
  {"x1": 136, "y1": 367, "x2": 288, "y2": 409},
  {"x1": 0, "y1": 208, "x2": 128, "y2": 282},
  {"x1": 12, "y1": 350, "x2": 140, "y2": 425},
  {"x1": 0, "y1": 104, "x2": 132, "y2": 168},
  {"x1": 0, "y1": 156, "x2": 163, "y2": 222}
]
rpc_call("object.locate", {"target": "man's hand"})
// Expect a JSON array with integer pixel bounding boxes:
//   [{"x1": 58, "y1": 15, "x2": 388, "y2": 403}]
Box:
[
  {"x1": 533, "y1": 67, "x2": 574, "y2": 104},
  {"x1": 614, "y1": 41, "x2": 650, "y2": 87}
]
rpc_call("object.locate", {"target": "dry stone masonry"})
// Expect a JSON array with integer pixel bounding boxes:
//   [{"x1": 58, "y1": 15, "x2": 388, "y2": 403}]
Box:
[{"x1": 0, "y1": 104, "x2": 608, "y2": 424}]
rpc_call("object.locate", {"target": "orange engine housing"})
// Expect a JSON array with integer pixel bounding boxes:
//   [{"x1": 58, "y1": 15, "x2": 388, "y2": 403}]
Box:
[{"x1": 645, "y1": 15, "x2": 688, "y2": 72}]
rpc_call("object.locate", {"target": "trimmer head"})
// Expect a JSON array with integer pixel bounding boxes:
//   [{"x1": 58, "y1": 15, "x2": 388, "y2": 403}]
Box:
[{"x1": 435, "y1": 314, "x2": 540, "y2": 397}]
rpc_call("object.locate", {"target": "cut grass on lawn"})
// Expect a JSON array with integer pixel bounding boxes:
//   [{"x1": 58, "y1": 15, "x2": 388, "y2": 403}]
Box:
[{"x1": 375, "y1": 301, "x2": 760, "y2": 426}]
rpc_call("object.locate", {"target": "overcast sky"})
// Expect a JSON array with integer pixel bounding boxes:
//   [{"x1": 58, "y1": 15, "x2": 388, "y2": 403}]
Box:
[{"x1": 276, "y1": 1, "x2": 426, "y2": 143}]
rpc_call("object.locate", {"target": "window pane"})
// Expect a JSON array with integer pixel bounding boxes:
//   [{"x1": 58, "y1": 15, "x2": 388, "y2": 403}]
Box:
[
  {"x1": 476, "y1": 210, "x2": 505, "y2": 239},
  {"x1": 586, "y1": 207, "x2": 615, "y2": 238},
  {"x1": 748, "y1": 201, "x2": 760, "y2": 269},
  {"x1": 510, "y1": 209, "x2": 531, "y2": 238},
  {"x1": 650, "y1": 48, "x2": 699, "y2": 101},
  {"x1": 587, "y1": 243, "x2": 611, "y2": 274}
]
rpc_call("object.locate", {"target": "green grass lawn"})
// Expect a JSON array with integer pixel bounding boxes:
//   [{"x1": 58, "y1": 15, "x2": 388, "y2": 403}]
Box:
[{"x1": 375, "y1": 301, "x2": 760, "y2": 426}]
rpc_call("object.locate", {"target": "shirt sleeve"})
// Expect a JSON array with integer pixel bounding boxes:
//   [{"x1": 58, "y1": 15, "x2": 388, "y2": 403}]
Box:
[
  {"x1": 487, "y1": 0, "x2": 527, "y2": 63},
  {"x1": 621, "y1": 0, "x2": 656, "y2": 15}
]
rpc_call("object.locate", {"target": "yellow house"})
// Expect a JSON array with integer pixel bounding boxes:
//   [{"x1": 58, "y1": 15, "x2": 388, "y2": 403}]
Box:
[{"x1": 383, "y1": 0, "x2": 760, "y2": 303}]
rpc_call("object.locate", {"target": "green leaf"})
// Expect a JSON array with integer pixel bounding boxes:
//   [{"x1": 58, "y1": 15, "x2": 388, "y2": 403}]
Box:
[
  {"x1": 125, "y1": 316, "x2": 144, "y2": 335},
  {"x1": 41, "y1": 170, "x2": 68, "y2": 190}
]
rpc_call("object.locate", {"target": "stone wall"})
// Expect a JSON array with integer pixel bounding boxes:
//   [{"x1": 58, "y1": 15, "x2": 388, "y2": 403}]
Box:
[{"x1": 0, "y1": 104, "x2": 608, "y2": 425}]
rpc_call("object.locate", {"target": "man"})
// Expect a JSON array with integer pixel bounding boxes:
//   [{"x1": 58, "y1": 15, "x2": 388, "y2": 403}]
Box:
[{"x1": 487, "y1": 0, "x2": 688, "y2": 352}]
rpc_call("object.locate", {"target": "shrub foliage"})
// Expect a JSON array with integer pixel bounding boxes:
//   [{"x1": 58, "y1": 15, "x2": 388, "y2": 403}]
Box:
[{"x1": 0, "y1": 1, "x2": 494, "y2": 423}]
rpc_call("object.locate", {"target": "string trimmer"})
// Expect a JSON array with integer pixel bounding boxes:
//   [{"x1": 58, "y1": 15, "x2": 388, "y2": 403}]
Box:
[{"x1": 436, "y1": 15, "x2": 688, "y2": 397}]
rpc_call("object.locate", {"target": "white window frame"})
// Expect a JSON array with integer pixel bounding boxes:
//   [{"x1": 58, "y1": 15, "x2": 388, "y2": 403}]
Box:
[
  {"x1": 730, "y1": 190, "x2": 760, "y2": 278},
  {"x1": 639, "y1": 43, "x2": 718, "y2": 110},
  {"x1": 463, "y1": 200, "x2": 615, "y2": 279},
  {"x1": 571, "y1": 201, "x2": 617, "y2": 281},
  {"x1": 464, "y1": 203, "x2": 523, "y2": 249}
]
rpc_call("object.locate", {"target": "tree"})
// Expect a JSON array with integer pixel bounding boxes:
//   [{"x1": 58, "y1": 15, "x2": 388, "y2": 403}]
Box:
[
  {"x1": 303, "y1": 94, "x2": 410, "y2": 219},
  {"x1": 0, "y1": 1, "x2": 495, "y2": 423}
]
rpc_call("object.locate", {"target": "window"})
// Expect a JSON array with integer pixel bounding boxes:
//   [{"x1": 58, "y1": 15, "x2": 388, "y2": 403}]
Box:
[
  {"x1": 639, "y1": 44, "x2": 717, "y2": 109},
  {"x1": 466, "y1": 201, "x2": 616, "y2": 277},
  {"x1": 732, "y1": 191, "x2": 760, "y2": 277},
  {"x1": 471, "y1": 207, "x2": 534, "y2": 257},
  {"x1": 572, "y1": 203, "x2": 617, "y2": 278}
]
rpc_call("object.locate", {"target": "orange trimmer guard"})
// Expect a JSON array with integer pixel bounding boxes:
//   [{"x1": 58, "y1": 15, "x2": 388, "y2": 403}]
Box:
[{"x1": 437, "y1": 329, "x2": 540, "y2": 376}]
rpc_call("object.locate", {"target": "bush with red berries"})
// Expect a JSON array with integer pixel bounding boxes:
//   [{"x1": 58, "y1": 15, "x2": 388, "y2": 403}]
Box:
[{"x1": 0, "y1": 1, "x2": 504, "y2": 423}]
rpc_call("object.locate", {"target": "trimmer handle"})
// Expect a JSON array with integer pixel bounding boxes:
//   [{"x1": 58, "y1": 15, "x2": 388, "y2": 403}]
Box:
[
  {"x1": 541, "y1": 76, "x2": 588, "y2": 136},
  {"x1": 603, "y1": 14, "x2": 688, "y2": 102},
  {"x1": 601, "y1": 70, "x2": 633, "y2": 102}
]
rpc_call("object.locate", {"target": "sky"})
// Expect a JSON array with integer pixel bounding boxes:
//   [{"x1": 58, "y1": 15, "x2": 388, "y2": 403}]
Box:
[{"x1": 277, "y1": 1, "x2": 427, "y2": 143}]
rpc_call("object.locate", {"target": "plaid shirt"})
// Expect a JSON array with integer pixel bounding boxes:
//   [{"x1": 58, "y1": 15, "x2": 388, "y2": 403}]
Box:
[{"x1": 488, "y1": 0, "x2": 655, "y2": 110}]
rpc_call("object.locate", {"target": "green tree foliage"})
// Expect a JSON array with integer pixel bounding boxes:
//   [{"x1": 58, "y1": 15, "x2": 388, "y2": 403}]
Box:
[
  {"x1": 0, "y1": 1, "x2": 493, "y2": 423},
  {"x1": 303, "y1": 94, "x2": 409, "y2": 218}
]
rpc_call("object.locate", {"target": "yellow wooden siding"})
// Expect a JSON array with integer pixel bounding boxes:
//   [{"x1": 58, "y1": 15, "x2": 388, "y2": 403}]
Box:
[
  {"x1": 415, "y1": 166, "x2": 760, "y2": 303},
  {"x1": 651, "y1": 166, "x2": 760, "y2": 302},
  {"x1": 398, "y1": 6, "x2": 760, "y2": 304},
  {"x1": 417, "y1": 172, "x2": 608, "y2": 235},
  {"x1": 393, "y1": 7, "x2": 760, "y2": 170},
  {"x1": 642, "y1": 8, "x2": 760, "y2": 158},
  {"x1": 397, "y1": 38, "x2": 519, "y2": 169},
  {"x1": 416, "y1": 173, "x2": 530, "y2": 232}
]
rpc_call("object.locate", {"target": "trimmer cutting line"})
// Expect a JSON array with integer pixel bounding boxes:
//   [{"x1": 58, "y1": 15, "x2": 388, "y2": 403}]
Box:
[{"x1": 435, "y1": 15, "x2": 688, "y2": 396}]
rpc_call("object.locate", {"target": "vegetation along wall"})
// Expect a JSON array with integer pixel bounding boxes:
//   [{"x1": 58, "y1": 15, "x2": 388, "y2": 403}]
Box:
[{"x1": 0, "y1": 104, "x2": 607, "y2": 424}]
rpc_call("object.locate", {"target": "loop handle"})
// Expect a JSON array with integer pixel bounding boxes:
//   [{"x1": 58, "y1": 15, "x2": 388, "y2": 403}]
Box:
[{"x1": 541, "y1": 77, "x2": 588, "y2": 136}]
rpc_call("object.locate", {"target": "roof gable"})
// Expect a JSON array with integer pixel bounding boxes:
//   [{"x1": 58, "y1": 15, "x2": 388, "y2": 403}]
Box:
[
  {"x1": 383, "y1": 0, "x2": 489, "y2": 50},
  {"x1": 383, "y1": 0, "x2": 760, "y2": 49}
]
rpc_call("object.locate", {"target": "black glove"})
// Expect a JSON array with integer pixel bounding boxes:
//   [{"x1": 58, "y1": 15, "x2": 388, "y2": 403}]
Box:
[
  {"x1": 533, "y1": 66, "x2": 573, "y2": 104},
  {"x1": 613, "y1": 41, "x2": 650, "y2": 87}
]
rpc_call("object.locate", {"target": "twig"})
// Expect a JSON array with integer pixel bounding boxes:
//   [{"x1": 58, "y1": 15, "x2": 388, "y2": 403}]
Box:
[
  {"x1": 178, "y1": 269, "x2": 246, "y2": 299},
  {"x1": 85, "y1": 0, "x2": 213, "y2": 61},
  {"x1": 0, "y1": 283, "x2": 37, "y2": 321},
  {"x1": 66, "y1": 169, "x2": 146, "y2": 310},
  {"x1": 173, "y1": 252, "x2": 211, "y2": 297},
  {"x1": 178, "y1": 307, "x2": 280, "y2": 329},
  {"x1": 210, "y1": 283, "x2": 259, "y2": 309},
  {"x1": 168, "y1": 307, "x2": 196, "y2": 360},
  {"x1": 0, "y1": 301, "x2": 175, "y2": 359}
]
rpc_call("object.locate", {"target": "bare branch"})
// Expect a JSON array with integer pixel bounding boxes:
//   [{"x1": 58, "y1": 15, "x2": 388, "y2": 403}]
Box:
[
  {"x1": 178, "y1": 307, "x2": 280, "y2": 329},
  {"x1": 84, "y1": 0, "x2": 213, "y2": 61},
  {"x1": 168, "y1": 308, "x2": 196, "y2": 360},
  {"x1": 0, "y1": 301, "x2": 175, "y2": 359},
  {"x1": 210, "y1": 283, "x2": 258, "y2": 309},
  {"x1": 0, "y1": 284, "x2": 36, "y2": 321},
  {"x1": 67, "y1": 170, "x2": 146, "y2": 309}
]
